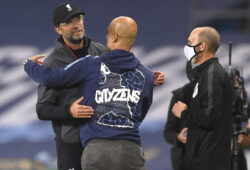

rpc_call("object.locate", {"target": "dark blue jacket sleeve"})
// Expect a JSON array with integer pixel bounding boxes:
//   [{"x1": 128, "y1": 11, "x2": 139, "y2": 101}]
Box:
[
  {"x1": 141, "y1": 69, "x2": 154, "y2": 121},
  {"x1": 24, "y1": 58, "x2": 88, "y2": 88}
]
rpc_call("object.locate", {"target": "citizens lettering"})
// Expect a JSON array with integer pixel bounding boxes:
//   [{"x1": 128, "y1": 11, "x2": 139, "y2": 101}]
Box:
[{"x1": 95, "y1": 88, "x2": 141, "y2": 104}]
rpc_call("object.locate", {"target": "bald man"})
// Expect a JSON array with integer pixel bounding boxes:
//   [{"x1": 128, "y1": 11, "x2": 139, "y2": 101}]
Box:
[
  {"x1": 172, "y1": 27, "x2": 233, "y2": 170},
  {"x1": 24, "y1": 16, "x2": 156, "y2": 170}
]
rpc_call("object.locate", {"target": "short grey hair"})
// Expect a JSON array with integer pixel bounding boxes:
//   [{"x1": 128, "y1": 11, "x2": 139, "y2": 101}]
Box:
[{"x1": 198, "y1": 26, "x2": 220, "y2": 53}]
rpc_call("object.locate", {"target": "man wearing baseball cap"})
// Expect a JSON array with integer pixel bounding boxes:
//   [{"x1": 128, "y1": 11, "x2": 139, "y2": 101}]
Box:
[
  {"x1": 53, "y1": 3, "x2": 85, "y2": 26},
  {"x1": 36, "y1": 2, "x2": 107, "y2": 170},
  {"x1": 34, "y1": 2, "x2": 164, "y2": 170}
]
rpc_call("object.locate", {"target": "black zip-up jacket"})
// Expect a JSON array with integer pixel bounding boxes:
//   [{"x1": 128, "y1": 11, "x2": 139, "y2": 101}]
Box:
[
  {"x1": 164, "y1": 83, "x2": 192, "y2": 170},
  {"x1": 181, "y1": 58, "x2": 233, "y2": 170},
  {"x1": 164, "y1": 83, "x2": 192, "y2": 146},
  {"x1": 36, "y1": 36, "x2": 107, "y2": 143}
]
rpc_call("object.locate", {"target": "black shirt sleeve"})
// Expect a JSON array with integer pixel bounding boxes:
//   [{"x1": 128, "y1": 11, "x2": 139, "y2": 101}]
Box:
[
  {"x1": 36, "y1": 84, "x2": 72, "y2": 120},
  {"x1": 164, "y1": 94, "x2": 181, "y2": 145}
]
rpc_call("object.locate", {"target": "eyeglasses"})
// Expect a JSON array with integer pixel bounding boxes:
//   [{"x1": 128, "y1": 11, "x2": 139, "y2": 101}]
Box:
[{"x1": 60, "y1": 15, "x2": 84, "y2": 27}]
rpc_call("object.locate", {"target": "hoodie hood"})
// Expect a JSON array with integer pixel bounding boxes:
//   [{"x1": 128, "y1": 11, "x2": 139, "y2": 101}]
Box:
[{"x1": 100, "y1": 49, "x2": 140, "y2": 73}]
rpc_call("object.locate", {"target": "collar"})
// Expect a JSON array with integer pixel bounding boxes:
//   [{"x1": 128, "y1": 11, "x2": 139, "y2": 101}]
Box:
[
  {"x1": 193, "y1": 57, "x2": 218, "y2": 80},
  {"x1": 57, "y1": 35, "x2": 91, "y2": 49},
  {"x1": 195, "y1": 57, "x2": 218, "y2": 72},
  {"x1": 57, "y1": 35, "x2": 91, "y2": 59}
]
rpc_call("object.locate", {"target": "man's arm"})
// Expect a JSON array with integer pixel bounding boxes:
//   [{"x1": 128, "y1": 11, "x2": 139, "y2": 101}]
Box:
[
  {"x1": 24, "y1": 54, "x2": 93, "y2": 120},
  {"x1": 37, "y1": 85, "x2": 94, "y2": 120},
  {"x1": 165, "y1": 84, "x2": 191, "y2": 145},
  {"x1": 164, "y1": 93, "x2": 184, "y2": 145},
  {"x1": 24, "y1": 54, "x2": 88, "y2": 88},
  {"x1": 36, "y1": 85, "x2": 71, "y2": 120},
  {"x1": 173, "y1": 73, "x2": 225, "y2": 130},
  {"x1": 181, "y1": 74, "x2": 224, "y2": 129},
  {"x1": 140, "y1": 70, "x2": 154, "y2": 121}
]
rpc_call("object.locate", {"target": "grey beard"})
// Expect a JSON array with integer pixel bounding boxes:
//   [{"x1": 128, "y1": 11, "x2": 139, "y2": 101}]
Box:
[{"x1": 67, "y1": 37, "x2": 83, "y2": 44}]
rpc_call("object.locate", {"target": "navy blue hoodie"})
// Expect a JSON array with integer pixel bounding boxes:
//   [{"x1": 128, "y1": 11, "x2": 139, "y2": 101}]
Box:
[{"x1": 24, "y1": 49, "x2": 154, "y2": 147}]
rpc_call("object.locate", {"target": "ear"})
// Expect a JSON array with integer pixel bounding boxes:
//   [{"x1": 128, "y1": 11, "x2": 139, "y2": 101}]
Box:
[
  {"x1": 55, "y1": 26, "x2": 62, "y2": 35},
  {"x1": 200, "y1": 42, "x2": 206, "y2": 51},
  {"x1": 113, "y1": 33, "x2": 118, "y2": 42}
]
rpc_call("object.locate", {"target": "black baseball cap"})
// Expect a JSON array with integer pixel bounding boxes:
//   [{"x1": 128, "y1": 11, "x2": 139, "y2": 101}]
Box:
[{"x1": 53, "y1": 2, "x2": 84, "y2": 26}]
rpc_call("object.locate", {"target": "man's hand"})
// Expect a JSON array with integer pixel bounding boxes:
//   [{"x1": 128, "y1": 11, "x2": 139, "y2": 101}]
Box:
[
  {"x1": 231, "y1": 134, "x2": 245, "y2": 150},
  {"x1": 153, "y1": 71, "x2": 165, "y2": 86},
  {"x1": 70, "y1": 97, "x2": 94, "y2": 118},
  {"x1": 28, "y1": 54, "x2": 46, "y2": 64},
  {"x1": 172, "y1": 101, "x2": 188, "y2": 118},
  {"x1": 178, "y1": 127, "x2": 188, "y2": 144},
  {"x1": 239, "y1": 122, "x2": 250, "y2": 148},
  {"x1": 246, "y1": 121, "x2": 250, "y2": 129},
  {"x1": 238, "y1": 134, "x2": 244, "y2": 145}
]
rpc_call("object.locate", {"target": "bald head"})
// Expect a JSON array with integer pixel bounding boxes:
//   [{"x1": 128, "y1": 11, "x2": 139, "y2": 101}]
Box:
[
  {"x1": 195, "y1": 26, "x2": 220, "y2": 53},
  {"x1": 106, "y1": 16, "x2": 137, "y2": 51}
]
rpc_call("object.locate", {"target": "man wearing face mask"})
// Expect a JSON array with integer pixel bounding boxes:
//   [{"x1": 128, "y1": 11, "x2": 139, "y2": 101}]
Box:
[{"x1": 172, "y1": 26, "x2": 233, "y2": 170}]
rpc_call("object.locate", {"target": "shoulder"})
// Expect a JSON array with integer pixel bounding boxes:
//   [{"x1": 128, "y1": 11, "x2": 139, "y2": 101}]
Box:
[
  {"x1": 205, "y1": 61, "x2": 231, "y2": 88},
  {"x1": 137, "y1": 64, "x2": 154, "y2": 87},
  {"x1": 43, "y1": 46, "x2": 73, "y2": 67},
  {"x1": 43, "y1": 49, "x2": 58, "y2": 67},
  {"x1": 90, "y1": 41, "x2": 106, "y2": 49},
  {"x1": 72, "y1": 55, "x2": 97, "y2": 64},
  {"x1": 211, "y1": 61, "x2": 228, "y2": 79},
  {"x1": 89, "y1": 41, "x2": 108, "y2": 55},
  {"x1": 138, "y1": 64, "x2": 153, "y2": 77}
]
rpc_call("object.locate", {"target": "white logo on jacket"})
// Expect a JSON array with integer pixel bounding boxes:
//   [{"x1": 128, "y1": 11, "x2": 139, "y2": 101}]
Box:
[
  {"x1": 192, "y1": 83, "x2": 199, "y2": 98},
  {"x1": 95, "y1": 63, "x2": 141, "y2": 110},
  {"x1": 95, "y1": 88, "x2": 140, "y2": 104},
  {"x1": 94, "y1": 62, "x2": 145, "y2": 128}
]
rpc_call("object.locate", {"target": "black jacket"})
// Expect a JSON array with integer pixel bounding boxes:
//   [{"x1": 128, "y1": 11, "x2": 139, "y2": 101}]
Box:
[
  {"x1": 181, "y1": 58, "x2": 233, "y2": 170},
  {"x1": 36, "y1": 36, "x2": 107, "y2": 143},
  {"x1": 164, "y1": 83, "x2": 192, "y2": 146},
  {"x1": 164, "y1": 83, "x2": 192, "y2": 170}
]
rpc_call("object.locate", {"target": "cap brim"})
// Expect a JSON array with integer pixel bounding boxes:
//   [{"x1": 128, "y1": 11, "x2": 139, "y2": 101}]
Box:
[{"x1": 62, "y1": 11, "x2": 85, "y2": 23}]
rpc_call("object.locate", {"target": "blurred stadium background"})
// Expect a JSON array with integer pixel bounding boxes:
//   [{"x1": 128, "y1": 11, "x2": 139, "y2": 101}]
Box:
[{"x1": 0, "y1": 0, "x2": 250, "y2": 169}]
